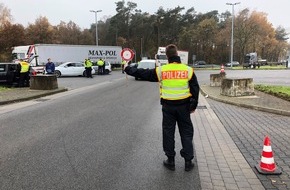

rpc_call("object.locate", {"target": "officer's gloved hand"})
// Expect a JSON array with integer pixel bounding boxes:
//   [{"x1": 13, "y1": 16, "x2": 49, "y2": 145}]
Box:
[{"x1": 189, "y1": 98, "x2": 197, "y2": 113}]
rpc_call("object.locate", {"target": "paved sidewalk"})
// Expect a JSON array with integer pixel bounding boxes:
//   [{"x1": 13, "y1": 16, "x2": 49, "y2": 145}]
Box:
[
  {"x1": 193, "y1": 94, "x2": 265, "y2": 190},
  {"x1": 0, "y1": 87, "x2": 67, "y2": 105}
]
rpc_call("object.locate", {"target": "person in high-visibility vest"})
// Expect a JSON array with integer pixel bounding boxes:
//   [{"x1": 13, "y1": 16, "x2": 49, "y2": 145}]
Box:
[
  {"x1": 124, "y1": 44, "x2": 199, "y2": 171},
  {"x1": 18, "y1": 60, "x2": 30, "y2": 87},
  {"x1": 84, "y1": 58, "x2": 93, "y2": 78},
  {"x1": 97, "y1": 59, "x2": 104, "y2": 75},
  {"x1": 121, "y1": 60, "x2": 126, "y2": 74}
]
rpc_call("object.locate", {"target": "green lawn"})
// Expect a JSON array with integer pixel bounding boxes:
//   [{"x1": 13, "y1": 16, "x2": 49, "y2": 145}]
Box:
[
  {"x1": 0, "y1": 86, "x2": 7, "y2": 91},
  {"x1": 255, "y1": 84, "x2": 290, "y2": 101}
]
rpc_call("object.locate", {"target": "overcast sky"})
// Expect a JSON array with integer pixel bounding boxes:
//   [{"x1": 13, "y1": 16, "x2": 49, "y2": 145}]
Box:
[{"x1": 2, "y1": 0, "x2": 290, "y2": 31}]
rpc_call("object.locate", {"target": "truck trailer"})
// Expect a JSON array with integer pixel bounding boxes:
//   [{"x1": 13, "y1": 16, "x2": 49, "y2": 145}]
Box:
[
  {"x1": 12, "y1": 44, "x2": 122, "y2": 73},
  {"x1": 155, "y1": 47, "x2": 189, "y2": 66}
]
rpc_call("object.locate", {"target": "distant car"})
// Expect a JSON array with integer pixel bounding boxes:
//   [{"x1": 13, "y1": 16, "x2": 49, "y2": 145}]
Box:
[
  {"x1": 135, "y1": 59, "x2": 156, "y2": 80},
  {"x1": 193, "y1": 61, "x2": 206, "y2": 68},
  {"x1": 54, "y1": 62, "x2": 95, "y2": 78},
  {"x1": 225, "y1": 61, "x2": 240, "y2": 67},
  {"x1": 92, "y1": 61, "x2": 112, "y2": 75}
]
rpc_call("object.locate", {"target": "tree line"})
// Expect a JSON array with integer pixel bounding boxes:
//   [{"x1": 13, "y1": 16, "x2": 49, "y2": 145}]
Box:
[{"x1": 0, "y1": 1, "x2": 289, "y2": 64}]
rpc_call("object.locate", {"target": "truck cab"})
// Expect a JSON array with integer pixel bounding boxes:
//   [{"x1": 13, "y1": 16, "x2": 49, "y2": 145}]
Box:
[
  {"x1": 243, "y1": 52, "x2": 259, "y2": 69},
  {"x1": 155, "y1": 47, "x2": 168, "y2": 66}
]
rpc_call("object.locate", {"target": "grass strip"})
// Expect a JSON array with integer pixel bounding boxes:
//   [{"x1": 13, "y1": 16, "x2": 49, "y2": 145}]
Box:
[{"x1": 255, "y1": 84, "x2": 290, "y2": 101}]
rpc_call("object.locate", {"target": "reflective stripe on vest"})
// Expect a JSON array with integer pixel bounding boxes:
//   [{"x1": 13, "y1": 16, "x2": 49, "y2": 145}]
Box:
[
  {"x1": 20, "y1": 62, "x2": 29, "y2": 73},
  {"x1": 156, "y1": 63, "x2": 193, "y2": 100}
]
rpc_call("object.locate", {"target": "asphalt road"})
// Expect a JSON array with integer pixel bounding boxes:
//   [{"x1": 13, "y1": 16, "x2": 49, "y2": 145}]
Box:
[{"x1": 0, "y1": 73, "x2": 201, "y2": 190}]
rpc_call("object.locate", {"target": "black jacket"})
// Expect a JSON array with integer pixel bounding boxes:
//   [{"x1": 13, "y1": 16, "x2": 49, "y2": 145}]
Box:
[{"x1": 125, "y1": 56, "x2": 200, "y2": 111}]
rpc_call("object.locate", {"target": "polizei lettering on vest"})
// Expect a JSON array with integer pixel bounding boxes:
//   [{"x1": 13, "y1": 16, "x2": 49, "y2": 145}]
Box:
[{"x1": 162, "y1": 70, "x2": 188, "y2": 79}]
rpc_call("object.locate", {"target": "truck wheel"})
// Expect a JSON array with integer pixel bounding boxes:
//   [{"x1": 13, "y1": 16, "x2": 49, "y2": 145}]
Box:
[
  {"x1": 55, "y1": 70, "x2": 61, "y2": 78},
  {"x1": 105, "y1": 69, "x2": 109, "y2": 74}
]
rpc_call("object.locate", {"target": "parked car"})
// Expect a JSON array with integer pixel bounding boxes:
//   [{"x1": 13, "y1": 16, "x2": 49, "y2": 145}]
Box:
[
  {"x1": 0, "y1": 63, "x2": 19, "y2": 86},
  {"x1": 135, "y1": 59, "x2": 156, "y2": 80},
  {"x1": 92, "y1": 61, "x2": 112, "y2": 75},
  {"x1": 0, "y1": 62, "x2": 37, "y2": 86},
  {"x1": 225, "y1": 61, "x2": 240, "y2": 67},
  {"x1": 54, "y1": 62, "x2": 95, "y2": 78},
  {"x1": 193, "y1": 61, "x2": 206, "y2": 68},
  {"x1": 258, "y1": 59, "x2": 268, "y2": 66}
]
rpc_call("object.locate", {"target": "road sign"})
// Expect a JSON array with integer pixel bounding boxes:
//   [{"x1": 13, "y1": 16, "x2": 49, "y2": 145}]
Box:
[{"x1": 121, "y1": 48, "x2": 134, "y2": 61}]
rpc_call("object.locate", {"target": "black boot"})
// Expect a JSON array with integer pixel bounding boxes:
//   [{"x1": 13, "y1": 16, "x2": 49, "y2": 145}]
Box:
[
  {"x1": 185, "y1": 160, "x2": 194, "y2": 171},
  {"x1": 163, "y1": 157, "x2": 175, "y2": 171}
]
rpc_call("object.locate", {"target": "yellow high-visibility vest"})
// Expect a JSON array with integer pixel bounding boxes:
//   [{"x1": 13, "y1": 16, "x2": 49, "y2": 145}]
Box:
[
  {"x1": 85, "y1": 60, "x2": 92, "y2": 67},
  {"x1": 20, "y1": 61, "x2": 29, "y2": 73},
  {"x1": 97, "y1": 60, "x2": 104, "y2": 66},
  {"x1": 156, "y1": 63, "x2": 193, "y2": 100}
]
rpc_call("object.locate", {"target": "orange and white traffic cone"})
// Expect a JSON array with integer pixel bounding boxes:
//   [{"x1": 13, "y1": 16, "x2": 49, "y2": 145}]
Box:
[
  {"x1": 220, "y1": 64, "x2": 225, "y2": 73},
  {"x1": 255, "y1": 136, "x2": 281, "y2": 175}
]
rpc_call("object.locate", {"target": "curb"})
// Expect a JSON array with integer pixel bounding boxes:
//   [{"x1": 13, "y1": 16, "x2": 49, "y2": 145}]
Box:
[
  {"x1": 200, "y1": 86, "x2": 290, "y2": 117},
  {"x1": 0, "y1": 87, "x2": 68, "y2": 106}
]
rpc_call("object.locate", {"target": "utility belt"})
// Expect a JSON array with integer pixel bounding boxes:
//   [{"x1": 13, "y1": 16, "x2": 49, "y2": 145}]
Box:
[{"x1": 160, "y1": 97, "x2": 190, "y2": 106}]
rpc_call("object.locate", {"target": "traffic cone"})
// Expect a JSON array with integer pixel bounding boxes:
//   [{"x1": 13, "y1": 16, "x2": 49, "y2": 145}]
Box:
[
  {"x1": 220, "y1": 64, "x2": 225, "y2": 73},
  {"x1": 255, "y1": 136, "x2": 281, "y2": 175}
]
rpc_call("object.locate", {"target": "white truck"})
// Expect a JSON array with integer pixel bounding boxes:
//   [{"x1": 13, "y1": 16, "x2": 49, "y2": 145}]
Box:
[
  {"x1": 155, "y1": 47, "x2": 189, "y2": 66},
  {"x1": 243, "y1": 52, "x2": 260, "y2": 69},
  {"x1": 12, "y1": 44, "x2": 122, "y2": 73}
]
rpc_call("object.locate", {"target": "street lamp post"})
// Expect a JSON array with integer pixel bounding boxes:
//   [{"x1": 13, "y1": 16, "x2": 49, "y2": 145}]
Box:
[
  {"x1": 226, "y1": 2, "x2": 240, "y2": 68},
  {"x1": 157, "y1": 16, "x2": 164, "y2": 47},
  {"x1": 90, "y1": 10, "x2": 102, "y2": 46}
]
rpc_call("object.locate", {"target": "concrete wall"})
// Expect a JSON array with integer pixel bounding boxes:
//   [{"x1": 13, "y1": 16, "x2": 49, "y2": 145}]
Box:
[
  {"x1": 210, "y1": 73, "x2": 226, "y2": 87},
  {"x1": 220, "y1": 78, "x2": 255, "y2": 97},
  {"x1": 30, "y1": 75, "x2": 58, "y2": 90}
]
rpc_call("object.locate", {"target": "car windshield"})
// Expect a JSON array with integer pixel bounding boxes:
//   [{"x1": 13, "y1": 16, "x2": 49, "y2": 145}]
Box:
[
  {"x1": 138, "y1": 61, "x2": 155, "y2": 69},
  {"x1": 157, "y1": 55, "x2": 167, "y2": 60}
]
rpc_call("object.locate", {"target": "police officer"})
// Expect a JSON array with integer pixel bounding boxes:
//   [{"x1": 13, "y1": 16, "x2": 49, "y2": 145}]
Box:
[
  {"x1": 18, "y1": 59, "x2": 30, "y2": 87},
  {"x1": 121, "y1": 59, "x2": 126, "y2": 73},
  {"x1": 97, "y1": 59, "x2": 104, "y2": 75},
  {"x1": 124, "y1": 44, "x2": 199, "y2": 171},
  {"x1": 84, "y1": 58, "x2": 93, "y2": 78}
]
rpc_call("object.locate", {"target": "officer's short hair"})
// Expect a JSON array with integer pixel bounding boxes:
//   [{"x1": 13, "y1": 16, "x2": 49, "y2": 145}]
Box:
[{"x1": 166, "y1": 44, "x2": 178, "y2": 58}]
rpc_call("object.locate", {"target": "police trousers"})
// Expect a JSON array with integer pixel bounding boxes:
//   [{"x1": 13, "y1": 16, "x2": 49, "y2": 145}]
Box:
[{"x1": 162, "y1": 103, "x2": 194, "y2": 161}]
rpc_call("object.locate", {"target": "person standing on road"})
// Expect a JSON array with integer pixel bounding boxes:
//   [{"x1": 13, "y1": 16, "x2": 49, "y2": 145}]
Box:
[
  {"x1": 45, "y1": 58, "x2": 55, "y2": 74},
  {"x1": 18, "y1": 59, "x2": 30, "y2": 87},
  {"x1": 121, "y1": 59, "x2": 126, "y2": 73},
  {"x1": 97, "y1": 59, "x2": 104, "y2": 75},
  {"x1": 84, "y1": 58, "x2": 93, "y2": 78},
  {"x1": 124, "y1": 44, "x2": 200, "y2": 171},
  {"x1": 102, "y1": 60, "x2": 106, "y2": 75}
]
